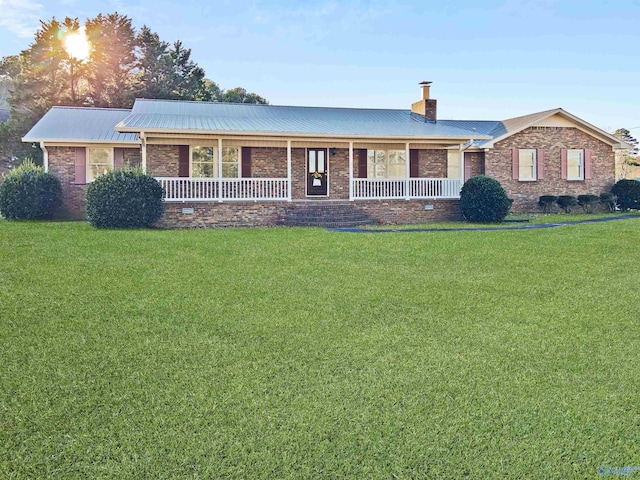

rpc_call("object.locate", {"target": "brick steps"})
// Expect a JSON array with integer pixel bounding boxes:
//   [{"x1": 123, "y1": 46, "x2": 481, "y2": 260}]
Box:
[{"x1": 277, "y1": 202, "x2": 378, "y2": 227}]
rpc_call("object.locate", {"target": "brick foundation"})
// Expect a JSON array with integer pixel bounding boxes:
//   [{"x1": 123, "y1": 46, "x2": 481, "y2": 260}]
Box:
[{"x1": 158, "y1": 199, "x2": 460, "y2": 228}]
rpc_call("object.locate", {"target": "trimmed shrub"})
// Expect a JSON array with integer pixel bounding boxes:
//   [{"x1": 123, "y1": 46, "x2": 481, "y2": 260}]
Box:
[
  {"x1": 460, "y1": 175, "x2": 513, "y2": 223},
  {"x1": 600, "y1": 192, "x2": 617, "y2": 213},
  {"x1": 86, "y1": 167, "x2": 164, "y2": 228},
  {"x1": 577, "y1": 194, "x2": 600, "y2": 213},
  {"x1": 611, "y1": 179, "x2": 640, "y2": 211},
  {"x1": 556, "y1": 195, "x2": 577, "y2": 213},
  {"x1": 538, "y1": 195, "x2": 558, "y2": 214},
  {"x1": 0, "y1": 159, "x2": 62, "y2": 219}
]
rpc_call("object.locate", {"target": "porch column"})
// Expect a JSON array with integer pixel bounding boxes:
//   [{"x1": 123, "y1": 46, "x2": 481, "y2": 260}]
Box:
[
  {"x1": 405, "y1": 142, "x2": 410, "y2": 200},
  {"x1": 218, "y1": 138, "x2": 223, "y2": 202},
  {"x1": 459, "y1": 143, "x2": 465, "y2": 193},
  {"x1": 140, "y1": 132, "x2": 147, "y2": 174},
  {"x1": 348, "y1": 141, "x2": 354, "y2": 201},
  {"x1": 287, "y1": 140, "x2": 292, "y2": 201}
]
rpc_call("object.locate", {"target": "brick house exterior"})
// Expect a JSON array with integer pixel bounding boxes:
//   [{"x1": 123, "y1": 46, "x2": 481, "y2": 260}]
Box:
[{"x1": 22, "y1": 85, "x2": 627, "y2": 227}]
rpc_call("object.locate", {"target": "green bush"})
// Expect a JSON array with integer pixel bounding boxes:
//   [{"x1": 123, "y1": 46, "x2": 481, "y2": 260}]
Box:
[
  {"x1": 611, "y1": 179, "x2": 640, "y2": 211},
  {"x1": 86, "y1": 167, "x2": 164, "y2": 228},
  {"x1": 600, "y1": 192, "x2": 618, "y2": 213},
  {"x1": 577, "y1": 194, "x2": 600, "y2": 213},
  {"x1": 556, "y1": 195, "x2": 577, "y2": 213},
  {"x1": 538, "y1": 195, "x2": 558, "y2": 214},
  {"x1": 0, "y1": 159, "x2": 62, "y2": 219},
  {"x1": 460, "y1": 175, "x2": 513, "y2": 223}
]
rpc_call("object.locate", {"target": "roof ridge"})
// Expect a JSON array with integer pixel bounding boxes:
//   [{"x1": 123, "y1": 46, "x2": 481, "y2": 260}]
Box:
[
  {"x1": 133, "y1": 98, "x2": 410, "y2": 113},
  {"x1": 51, "y1": 106, "x2": 132, "y2": 112}
]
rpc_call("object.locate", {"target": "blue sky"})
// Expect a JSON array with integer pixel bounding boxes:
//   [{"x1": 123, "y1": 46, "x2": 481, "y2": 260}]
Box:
[{"x1": 0, "y1": 0, "x2": 638, "y2": 135}]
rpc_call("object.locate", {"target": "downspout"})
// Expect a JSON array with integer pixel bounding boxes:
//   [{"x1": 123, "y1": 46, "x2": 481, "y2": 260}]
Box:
[
  {"x1": 40, "y1": 141, "x2": 48, "y2": 172},
  {"x1": 140, "y1": 132, "x2": 147, "y2": 174}
]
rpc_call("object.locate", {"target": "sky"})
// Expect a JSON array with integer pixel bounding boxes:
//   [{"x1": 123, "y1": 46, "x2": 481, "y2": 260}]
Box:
[{"x1": 0, "y1": 0, "x2": 638, "y2": 135}]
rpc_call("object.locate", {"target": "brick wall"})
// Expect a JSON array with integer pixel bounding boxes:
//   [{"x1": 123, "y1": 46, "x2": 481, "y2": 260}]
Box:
[
  {"x1": 159, "y1": 202, "x2": 283, "y2": 228},
  {"x1": 418, "y1": 149, "x2": 447, "y2": 177},
  {"x1": 158, "y1": 199, "x2": 460, "y2": 228},
  {"x1": 147, "y1": 145, "x2": 179, "y2": 177},
  {"x1": 355, "y1": 199, "x2": 460, "y2": 224},
  {"x1": 124, "y1": 148, "x2": 142, "y2": 167},
  {"x1": 465, "y1": 151, "x2": 485, "y2": 177},
  {"x1": 47, "y1": 146, "x2": 143, "y2": 219},
  {"x1": 249, "y1": 147, "x2": 287, "y2": 178},
  {"x1": 48, "y1": 146, "x2": 87, "y2": 219},
  {"x1": 486, "y1": 126, "x2": 615, "y2": 211}
]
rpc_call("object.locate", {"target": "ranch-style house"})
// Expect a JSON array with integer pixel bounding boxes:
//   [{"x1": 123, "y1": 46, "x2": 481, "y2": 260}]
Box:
[{"x1": 22, "y1": 82, "x2": 628, "y2": 227}]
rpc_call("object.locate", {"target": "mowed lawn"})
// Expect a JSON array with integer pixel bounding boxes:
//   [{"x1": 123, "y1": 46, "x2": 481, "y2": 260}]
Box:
[{"x1": 1, "y1": 219, "x2": 640, "y2": 479}]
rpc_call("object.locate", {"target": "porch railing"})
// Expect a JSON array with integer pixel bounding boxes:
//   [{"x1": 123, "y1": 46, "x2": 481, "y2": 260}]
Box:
[
  {"x1": 157, "y1": 177, "x2": 290, "y2": 202},
  {"x1": 351, "y1": 178, "x2": 461, "y2": 200}
]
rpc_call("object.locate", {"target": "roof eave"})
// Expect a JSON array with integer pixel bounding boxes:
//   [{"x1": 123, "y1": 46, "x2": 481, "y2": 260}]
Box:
[
  {"x1": 22, "y1": 137, "x2": 141, "y2": 145},
  {"x1": 114, "y1": 125, "x2": 492, "y2": 141}
]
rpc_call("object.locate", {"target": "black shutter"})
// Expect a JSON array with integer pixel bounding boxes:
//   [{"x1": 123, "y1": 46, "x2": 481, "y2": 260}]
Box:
[
  {"x1": 410, "y1": 149, "x2": 419, "y2": 177},
  {"x1": 178, "y1": 145, "x2": 189, "y2": 177},
  {"x1": 358, "y1": 149, "x2": 368, "y2": 178},
  {"x1": 241, "y1": 147, "x2": 252, "y2": 177}
]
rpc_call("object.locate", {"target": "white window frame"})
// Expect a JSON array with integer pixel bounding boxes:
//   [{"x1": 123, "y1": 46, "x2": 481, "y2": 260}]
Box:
[
  {"x1": 518, "y1": 149, "x2": 537, "y2": 181},
  {"x1": 567, "y1": 149, "x2": 584, "y2": 181},
  {"x1": 189, "y1": 146, "x2": 242, "y2": 178},
  {"x1": 86, "y1": 147, "x2": 114, "y2": 182},
  {"x1": 190, "y1": 145, "x2": 216, "y2": 178},
  {"x1": 221, "y1": 146, "x2": 241, "y2": 178},
  {"x1": 366, "y1": 149, "x2": 407, "y2": 179}
]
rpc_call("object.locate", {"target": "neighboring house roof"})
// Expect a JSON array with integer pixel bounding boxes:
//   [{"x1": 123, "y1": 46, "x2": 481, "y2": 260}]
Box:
[
  {"x1": 115, "y1": 99, "x2": 493, "y2": 140},
  {"x1": 0, "y1": 108, "x2": 9, "y2": 123},
  {"x1": 22, "y1": 106, "x2": 139, "y2": 144}
]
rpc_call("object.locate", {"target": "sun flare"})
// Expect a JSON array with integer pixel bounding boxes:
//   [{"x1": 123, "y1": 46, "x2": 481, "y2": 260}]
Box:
[{"x1": 64, "y1": 27, "x2": 91, "y2": 61}]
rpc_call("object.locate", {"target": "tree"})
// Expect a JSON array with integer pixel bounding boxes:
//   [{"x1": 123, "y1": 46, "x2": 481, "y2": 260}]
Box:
[
  {"x1": 0, "y1": 12, "x2": 269, "y2": 166},
  {"x1": 220, "y1": 87, "x2": 268, "y2": 104},
  {"x1": 85, "y1": 13, "x2": 138, "y2": 108},
  {"x1": 613, "y1": 128, "x2": 639, "y2": 179}
]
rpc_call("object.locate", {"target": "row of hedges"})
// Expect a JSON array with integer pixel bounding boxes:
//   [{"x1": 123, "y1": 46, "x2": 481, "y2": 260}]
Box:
[
  {"x1": 538, "y1": 194, "x2": 616, "y2": 214},
  {"x1": 538, "y1": 179, "x2": 640, "y2": 214},
  {"x1": 0, "y1": 164, "x2": 163, "y2": 228}
]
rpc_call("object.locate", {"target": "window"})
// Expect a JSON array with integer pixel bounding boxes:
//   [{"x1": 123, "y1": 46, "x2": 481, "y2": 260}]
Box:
[
  {"x1": 447, "y1": 151, "x2": 460, "y2": 179},
  {"x1": 367, "y1": 149, "x2": 406, "y2": 178},
  {"x1": 567, "y1": 149, "x2": 584, "y2": 180},
  {"x1": 87, "y1": 147, "x2": 113, "y2": 181},
  {"x1": 191, "y1": 146, "x2": 240, "y2": 178},
  {"x1": 518, "y1": 149, "x2": 537, "y2": 181},
  {"x1": 222, "y1": 147, "x2": 240, "y2": 177}
]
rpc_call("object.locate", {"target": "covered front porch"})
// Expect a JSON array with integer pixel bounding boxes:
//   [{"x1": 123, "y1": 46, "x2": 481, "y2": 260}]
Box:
[{"x1": 142, "y1": 137, "x2": 476, "y2": 203}]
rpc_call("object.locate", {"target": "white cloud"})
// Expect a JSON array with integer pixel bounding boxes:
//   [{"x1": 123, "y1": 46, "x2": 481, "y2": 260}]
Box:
[{"x1": 0, "y1": 0, "x2": 43, "y2": 38}]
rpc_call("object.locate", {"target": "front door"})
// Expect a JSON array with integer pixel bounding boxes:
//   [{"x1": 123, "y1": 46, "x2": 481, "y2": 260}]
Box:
[{"x1": 307, "y1": 148, "x2": 328, "y2": 196}]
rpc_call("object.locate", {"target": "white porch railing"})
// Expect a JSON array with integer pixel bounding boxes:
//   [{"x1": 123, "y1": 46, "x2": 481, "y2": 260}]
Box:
[
  {"x1": 157, "y1": 177, "x2": 290, "y2": 202},
  {"x1": 351, "y1": 178, "x2": 461, "y2": 200},
  {"x1": 409, "y1": 178, "x2": 461, "y2": 199}
]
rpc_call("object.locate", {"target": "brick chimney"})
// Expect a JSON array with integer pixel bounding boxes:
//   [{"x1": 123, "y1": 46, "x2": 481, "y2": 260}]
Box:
[{"x1": 411, "y1": 81, "x2": 437, "y2": 122}]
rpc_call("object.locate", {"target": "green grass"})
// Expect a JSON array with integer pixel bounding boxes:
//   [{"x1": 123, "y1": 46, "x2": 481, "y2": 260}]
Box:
[
  {"x1": 2, "y1": 219, "x2": 640, "y2": 478},
  {"x1": 361, "y1": 211, "x2": 640, "y2": 230}
]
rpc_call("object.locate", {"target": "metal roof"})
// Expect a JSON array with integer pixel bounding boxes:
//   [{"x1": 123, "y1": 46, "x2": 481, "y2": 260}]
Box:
[
  {"x1": 115, "y1": 99, "x2": 493, "y2": 139},
  {"x1": 22, "y1": 107, "x2": 139, "y2": 144}
]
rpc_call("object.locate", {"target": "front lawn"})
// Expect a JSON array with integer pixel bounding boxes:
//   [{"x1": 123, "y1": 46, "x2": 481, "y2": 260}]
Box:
[{"x1": 1, "y1": 219, "x2": 640, "y2": 478}]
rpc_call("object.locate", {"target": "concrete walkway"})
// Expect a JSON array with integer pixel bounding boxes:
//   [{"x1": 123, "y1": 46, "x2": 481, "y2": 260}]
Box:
[{"x1": 328, "y1": 214, "x2": 640, "y2": 233}]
